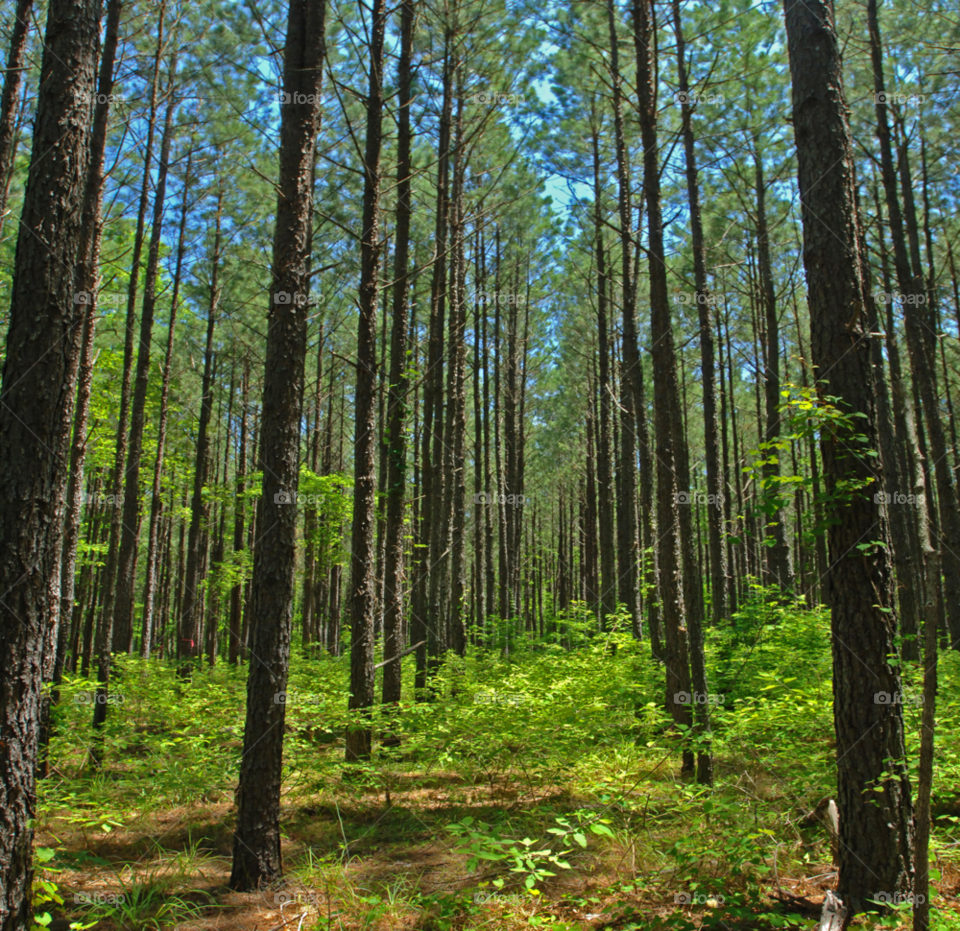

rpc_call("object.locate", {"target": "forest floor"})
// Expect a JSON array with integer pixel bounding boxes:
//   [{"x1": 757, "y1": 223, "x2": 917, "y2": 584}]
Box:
[{"x1": 34, "y1": 598, "x2": 960, "y2": 931}]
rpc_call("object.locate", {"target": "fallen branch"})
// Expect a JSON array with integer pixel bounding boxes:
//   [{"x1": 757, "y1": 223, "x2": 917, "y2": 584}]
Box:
[
  {"x1": 265, "y1": 913, "x2": 308, "y2": 931},
  {"x1": 374, "y1": 641, "x2": 426, "y2": 670}
]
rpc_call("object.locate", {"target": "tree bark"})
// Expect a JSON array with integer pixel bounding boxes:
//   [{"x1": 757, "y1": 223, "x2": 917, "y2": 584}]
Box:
[
  {"x1": 633, "y1": 0, "x2": 699, "y2": 780},
  {"x1": 230, "y1": 0, "x2": 327, "y2": 889},
  {"x1": 0, "y1": 0, "x2": 33, "y2": 241},
  {"x1": 607, "y1": 0, "x2": 641, "y2": 637},
  {"x1": 672, "y1": 0, "x2": 727, "y2": 623},
  {"x1": 590, "y1": 127, "x2": 617, "y2": 629},
  {"x1": 783, "y1": 0, "x2": 915, "y2": 911},
  {"x1": 229, "y1": 361, "x2": 250, "y2": 665},
  {"x1": 0, "y1": 0, "x2": 101, "y2": 922},
  {"x1": 345, "y1": 0, "x2": 387, "y2": 761},
  {"x1": 412, "y1": 30, "x2": 452, "y2": 690},
  {"x1": 381, "y1": 0, "x2": 416, "y2": 706},
  {"x1": 56, "y1": 0, "x2": 124, "y2": 679}
]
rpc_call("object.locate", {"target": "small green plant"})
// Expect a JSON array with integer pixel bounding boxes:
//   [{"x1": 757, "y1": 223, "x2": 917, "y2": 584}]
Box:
[
  {"x1": 31, "y1": 847, "x2": 96, "y2": 931},
  {"x1": 445, "y1": 816, "x2": 573, "y2": 890}
]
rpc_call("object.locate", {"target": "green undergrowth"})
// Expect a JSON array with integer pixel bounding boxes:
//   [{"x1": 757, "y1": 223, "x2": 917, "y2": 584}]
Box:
[{"x1": 35, "y1": 590, "x2": 960, "y2": 930}]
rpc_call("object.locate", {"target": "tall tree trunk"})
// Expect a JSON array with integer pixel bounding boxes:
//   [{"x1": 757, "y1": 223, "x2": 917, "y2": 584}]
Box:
[
  {"x1": 207, "y1": 370, "x2": 232, "y2": 666},
  {"x1": 584, "y1": 385, "x2": 600, "y2": 620},
  {"x1": 413, "y1": 30, "x2": 452, "y2": 690},
  {"x1": 382, "y1": 0, "x2": 416, "y2": 706},
  {"x1": 179, "y1": 188, "x2": 222, "y2": 671},
  {"x1": 442, "y1": 93, "x2": 467, "y2": 658},
  {"x1": 113, "y1": 70, "x2": 178, "y2": 652},
  {"x1": 302, "y1": 327, "x2": 323, "y2": 654},
  {"x1": 591, "y1": 128, "x2": 617, "y2": 628},
  {"x1": 868, "y1": 0, "x2": 960, "y2": 649},
  {"x1": 230, "y1": 0, "x2": 327, "y2": 888},
  {"x1": 607, "y1": 0, "x2": 640, "y2": 637},
  {"x1": 229, "y1": 362, "x2": 250, "y2": 665},
  {"x1": 866, "y1": 185, "x2": 921, "y2": 661},
  {"x1": 783, "y1": 0, "x2": 914, "y2": 912},
  {"x1": 0, "y1": 0, "x2": 101, "y2": 921},
  {"x1": 482, "y1": 275, "x2": 495, "y2": 632},
  {"x1": 472, "y1": 242, "x2": 485, "y2": 641},
  {"x1": 345, "y1": 0, "x2": 387, "y2": 761},
  {"x1": 672, "y1": 0, "x2": 726, "y2": 622},
  {"x1": 141, "y1": 149, "x2": 191, "y2": 657},
  {"x1": 790, "y1": 295, "x2": 828, "y2": 605},
  {"x1": 633, "y1": 0, "x2": 701, "y2": 780},
  {"x1": 51, "y1": 0, "x2": 123, "y2": 707},
  {"x1": 755, "y1": 153, "x2": 794, "y2": 595},
  {"x1": 100, "y1": 7, "x2": 166, "y2": 662}
]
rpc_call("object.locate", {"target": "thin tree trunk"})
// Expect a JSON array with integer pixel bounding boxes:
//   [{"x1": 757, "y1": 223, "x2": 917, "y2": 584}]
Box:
[
  {"x1": 633, "y1": 0, "x2": 698, "y2": 780},
  {"x1": 100, "y1": 7, "x2": 166, "y2": 662},
  {"x1": 868, "y1": 0, "x2": 960, "y2": 649},
  {"x1": 345, "y1": 0, "x2": 387, "y2": 761},
  {"x1": 141, "y1": 150, "x2": 191, "y2": 657},
  {"x1": 179, "y1": 188, "x2": 222, "y2": 671},
  {"x1": 230, "y1": 0, "x2": 327, "y2": 888},
  {"x1": 413, "y1": 30, "x2": 452, "y2": 690},
  {"x1": 607, "y1": 0, "x2": 640, "y2": 637},
  {"x1": 382, "y1": 0, "x2": 416, "y2": 707},
  {"x1": 755, "y1": 153, "x2": 794, "y2": 595},
  {"x1": 114, "y1": 69, "x2": 178, "y2": 652},
  {"x1": 229, "y1": 362, "x2": 250, "y2": 665},
  {"x1": 673, "y1": 0, "x2": 726, "y2": 622},
  {"x1": 0, "y1": 0, "x2": 33, "y2": 241},
  {"x1": 591, "y1": 128, "x2": 617, "y2": 628}
]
